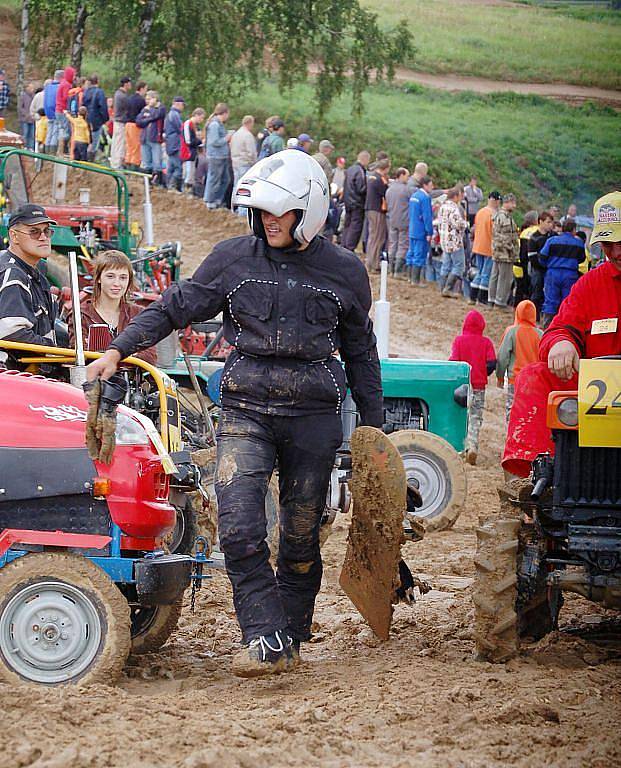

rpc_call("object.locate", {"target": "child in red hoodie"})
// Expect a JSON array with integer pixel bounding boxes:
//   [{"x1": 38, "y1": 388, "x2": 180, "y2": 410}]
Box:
[{"x1": 450, "y1": 309, "x2": 497, "y2": 465}]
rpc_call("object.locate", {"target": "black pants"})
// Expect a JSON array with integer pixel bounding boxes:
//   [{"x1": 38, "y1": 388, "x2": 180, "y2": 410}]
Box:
[
  {"x1": 73, "y1": 141, "x2": 88, "y2": 161},
  {"x1": 341, "y1": 206, "x2": 365, "y2": 252},
  {"x1": 215, "y1": 406, "x2": 343, "y2": 643}
]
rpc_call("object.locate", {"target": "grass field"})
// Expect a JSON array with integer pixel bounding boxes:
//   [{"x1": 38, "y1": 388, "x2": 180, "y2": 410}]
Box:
[
  {"x1": 362, "y1": 0, "x2": 621, "y2": 88},
  {"x1": 236, "y1": 80, "x2": 619, "y2": 214}
]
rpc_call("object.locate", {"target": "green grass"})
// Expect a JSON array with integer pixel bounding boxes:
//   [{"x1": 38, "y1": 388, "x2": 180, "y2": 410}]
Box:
[
  {"x1": 236, "y1": 80, "x2": 620, "y2": 214},
  {"x1": 362, "y1": 0, "x2": 621, "y2": 89}
]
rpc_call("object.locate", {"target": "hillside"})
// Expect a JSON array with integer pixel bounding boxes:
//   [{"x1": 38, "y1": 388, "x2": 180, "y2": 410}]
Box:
[{"x1": 362, "y1": 0, "x2": 621, "y2": 89}]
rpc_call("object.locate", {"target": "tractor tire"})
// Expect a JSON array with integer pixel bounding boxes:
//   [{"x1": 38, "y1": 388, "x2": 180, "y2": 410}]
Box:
[
  {"x1": 130, "y1": 599, "x2": 183, "y2": 655},
  {"x1": 473, "y1": 517, "x2": 521, "y2": 662},
  {"x1": 166, "y1": 498, "x2": 199, "y2": 556},
  {"x1": 0, "y1": 552, "x2": 131, "y2": 686},
  {"x1": 388, "y1": 430, "x2": 467, "y2": 532}
]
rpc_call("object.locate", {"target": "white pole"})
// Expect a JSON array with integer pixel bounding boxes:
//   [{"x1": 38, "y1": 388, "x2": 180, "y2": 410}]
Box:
[
  {"x1": 374, "y1": 255, "x2": 390, "y2": 359},
  {"x1": 68, "y1": 250, "x2": 87, "y2": 387},
  {"x1": 143, "y1": 175, "x2": 154, "y2": 247}
]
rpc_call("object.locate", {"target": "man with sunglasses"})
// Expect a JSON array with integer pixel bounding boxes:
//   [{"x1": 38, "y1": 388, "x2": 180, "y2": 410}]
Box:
[{"x1": 0, "y1": 204, "x2": 58, "y2": 352}]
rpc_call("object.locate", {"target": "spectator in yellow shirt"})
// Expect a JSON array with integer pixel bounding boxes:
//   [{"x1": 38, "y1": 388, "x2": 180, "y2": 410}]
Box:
[
  {"x1": 64, "y1": 106, "x2": 90, "y2": 161},
  {"x1": 35, "y1": 108, "x2": 48, "y2": 152}
]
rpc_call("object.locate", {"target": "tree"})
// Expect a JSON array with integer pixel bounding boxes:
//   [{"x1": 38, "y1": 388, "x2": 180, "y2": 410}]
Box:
[
  {"x1": 16, "y1": 0, "x2": 30, "y2": 98},
  {"x1": 26, "y1": 0, "x2": 413, "y2": 116}
]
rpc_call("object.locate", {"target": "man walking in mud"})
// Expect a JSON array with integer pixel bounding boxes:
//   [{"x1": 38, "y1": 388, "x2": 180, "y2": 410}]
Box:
[{"x1": 87, "y1": 149, "x2": 383, "y2": 678}]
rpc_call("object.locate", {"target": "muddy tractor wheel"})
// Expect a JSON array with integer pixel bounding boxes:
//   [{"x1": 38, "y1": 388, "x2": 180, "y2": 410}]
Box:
[
  {"x1": 166, "y1": 498, "x2": 199, "y2": 555},
  {"x1": 473, "y1": 517, "x2": 521, "y2": 662},
  {"x1": 130, "y1": 599, "x2": 183, "y2": 655},
  {"x1": 388, "y1": 430, "x2": 466, "y2": 532},
  {"x1": 0, "y1": 552, "x2": 131, "y2": 686}
]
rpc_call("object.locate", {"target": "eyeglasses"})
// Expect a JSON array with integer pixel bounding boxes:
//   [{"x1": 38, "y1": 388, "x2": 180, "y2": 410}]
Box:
[{"x1": 14, "y1": 226, "x2": 54, "y2": 240}]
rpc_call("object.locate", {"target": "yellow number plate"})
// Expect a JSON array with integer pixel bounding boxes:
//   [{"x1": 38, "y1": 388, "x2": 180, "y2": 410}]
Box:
[{"x1": 578, "y1": 359, "x2": 621, "y2": 448}]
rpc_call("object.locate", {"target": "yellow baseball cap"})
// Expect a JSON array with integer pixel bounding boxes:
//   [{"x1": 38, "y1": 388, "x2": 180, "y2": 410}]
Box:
[{"x1": 591, "y1": 191, "x2": 621, "y2": 245}]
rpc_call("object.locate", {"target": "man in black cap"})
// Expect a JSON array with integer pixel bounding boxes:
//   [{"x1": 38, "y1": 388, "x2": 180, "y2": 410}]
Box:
[{"x1": 0, "y1": 204, "x2": 58, "y2": 351}]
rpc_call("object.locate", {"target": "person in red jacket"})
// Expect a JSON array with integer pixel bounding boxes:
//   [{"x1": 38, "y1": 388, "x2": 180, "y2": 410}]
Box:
[
  {"x1": 450, "y1": 309, "x2": 497, "y2": 465},
  {"x1": 503, "y1": 191, "x2": 621, "y2": 477},
  {"x1": 54, "y1": 66, "x2": 75, "y2": 156}
]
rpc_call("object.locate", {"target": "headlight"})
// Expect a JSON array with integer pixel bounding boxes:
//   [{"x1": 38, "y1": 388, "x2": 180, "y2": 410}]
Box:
[
  {"x1": 557, "y1": 397, "x2": 578, "y2": 427},
  {"x1": 115, "y1": 411, "x2": 149, "y2": 445}
]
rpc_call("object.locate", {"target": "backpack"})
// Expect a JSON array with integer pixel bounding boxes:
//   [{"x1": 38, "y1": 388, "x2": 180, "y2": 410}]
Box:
[
  {"x1": 68, "y1": 87, "x2": 81, "y2": 117},
  {"x1": 258, "y1": 133, "x2": 276, "y2": 160}
]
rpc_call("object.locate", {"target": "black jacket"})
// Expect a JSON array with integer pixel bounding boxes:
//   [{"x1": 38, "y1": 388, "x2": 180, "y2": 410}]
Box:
[
  {"x1": 0, "y1": 250, "x2": 57, "y2": 346},
  {"x1": 343, "y1": 163, "x2": 367, "y2": 210},
  {"x1": 528, "y1": 230, "x2": 552, "y2": 272},
  {"x1": 82, "y1": 86, "x2": 108, "y2": 131},
  {"x1": 111, "y1": 235, "x2": 383, "y2": 425}
]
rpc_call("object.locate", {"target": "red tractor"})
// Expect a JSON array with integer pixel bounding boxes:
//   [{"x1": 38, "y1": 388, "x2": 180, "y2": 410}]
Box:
[{"x1": 0, "y1": 368, "x2": 202, "y2": 686}]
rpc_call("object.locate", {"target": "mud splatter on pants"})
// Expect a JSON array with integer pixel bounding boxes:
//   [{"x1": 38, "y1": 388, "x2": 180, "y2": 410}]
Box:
[
  {"x1": 215, "y1": 406, "x2": 343, "y2": 644},
  {"x1": 466, "y1": 388, "x2": 486, "y2": 453}
]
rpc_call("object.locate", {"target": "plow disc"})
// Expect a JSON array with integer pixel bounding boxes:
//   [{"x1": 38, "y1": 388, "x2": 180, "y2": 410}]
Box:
[{"x1": 339, "y1": 427, "x2": 408, "y2": 640}]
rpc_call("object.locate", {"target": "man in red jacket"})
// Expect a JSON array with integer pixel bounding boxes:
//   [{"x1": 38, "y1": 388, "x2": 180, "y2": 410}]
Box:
[{"x1": 503, "y1": 191, "x2": 621, "y2": 477}]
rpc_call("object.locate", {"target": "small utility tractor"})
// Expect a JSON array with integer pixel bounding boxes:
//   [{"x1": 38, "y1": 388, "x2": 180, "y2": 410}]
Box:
[
  {"x1": 0, "y1": 363, "x2": 210, "y2": 685},
  {"x1": 474, "y1": 358, "x2": 621, "y2": 662}
]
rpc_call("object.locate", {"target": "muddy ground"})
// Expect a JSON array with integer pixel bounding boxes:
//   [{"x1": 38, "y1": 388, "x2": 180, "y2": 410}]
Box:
[{"x1": 1, "y1": 184, "x2": 620, "y2": 767}]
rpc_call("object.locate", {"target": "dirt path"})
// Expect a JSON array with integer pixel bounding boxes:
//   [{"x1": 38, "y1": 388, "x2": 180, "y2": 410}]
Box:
[
  {"x1": 1, "y1": 187, "x2": 620, "y2": 768},
  {"x1": 391, "y1": 67, "x2": 621, "y2": 107}
]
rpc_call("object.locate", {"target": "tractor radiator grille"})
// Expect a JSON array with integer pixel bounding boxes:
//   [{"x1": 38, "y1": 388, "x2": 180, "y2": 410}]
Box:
[{"x1": 554, "y1": 430, "x2": 621, "y2": 508}]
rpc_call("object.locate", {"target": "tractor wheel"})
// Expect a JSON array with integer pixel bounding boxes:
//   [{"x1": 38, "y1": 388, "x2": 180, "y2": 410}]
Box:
[
  {"x1": 473, "y1": 517, "x2": 521, "y2": 662},
  {"x1": 166, "y1": 498, "x2": 199, "y2": 555},
  {"x1": 0, "y1": 552, "x2": 131, "y2": 686},
  {"x1": 130, "y1": 599, "x2": 183, "y2": 655},
  {"x1": 388, "y1": 430, "x2": 467, "y2": 532}
]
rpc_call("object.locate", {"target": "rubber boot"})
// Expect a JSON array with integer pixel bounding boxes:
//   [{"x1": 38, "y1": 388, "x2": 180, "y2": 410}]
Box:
[
  {"x1": 438, "y1": 274, "x2": 447, "y2": 293},
  {"x1": 442, "y1": 274, "x2": 459, "y2": 297},
  {"x1": 477, "y1": 288, "x2": 489, "y2": 306},
  {"x1": 468, "y1": 286, "x2": 479, "y2": 305},
  {"x1": 87, "y1": 150, "x2": 95, "y2": 162},
  {"x1": 410, "y1": 265, "x2": 422, "y2": 285}
]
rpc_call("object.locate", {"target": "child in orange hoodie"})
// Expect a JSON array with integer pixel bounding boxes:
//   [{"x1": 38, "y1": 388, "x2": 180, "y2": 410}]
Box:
[{"x1": 496, "y1": 300, "x2": 542, "y2": 422}]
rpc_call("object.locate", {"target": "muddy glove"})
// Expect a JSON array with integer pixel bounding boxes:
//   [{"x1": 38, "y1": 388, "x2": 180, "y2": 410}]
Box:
[
  {"x1": 83, "y1": 378, "x2": 102, "y2": 460},
  {"x1": 83, "y1": 374, "x2": 127, "y2": 465}
]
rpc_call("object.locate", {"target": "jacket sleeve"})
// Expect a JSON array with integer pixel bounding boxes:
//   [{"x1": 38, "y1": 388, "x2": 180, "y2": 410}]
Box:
[
  {"x1": 207, "y1": 121, "x2": 227, "y2": 148},
  {"x1": 0, "y1": 282, "x2": 54, "y2": 346},
  {"x1": 423, "y1": 197, "x2": 433, "y2": 237},
  {"x1": 135, "y1": 109, "x2": 151, "y2": 128},
  {"x1": 539, "y1": 237, "x2": 551, "y2": 266},
  {"x1": 539, "y1": 277, "x2": 591, "y2": 361},
  {"x1": 109, "y1": 247, "x2": 228, "y2": 360},
  {"x1": 339, "y1": 262, "x2": 383, "y2": 428},
  {"x1": 485, "y1": 338, "x2": 497, "y2": 376},
  {"x1": 495, "y1": 330, "x2": 513, "y2": 380}
]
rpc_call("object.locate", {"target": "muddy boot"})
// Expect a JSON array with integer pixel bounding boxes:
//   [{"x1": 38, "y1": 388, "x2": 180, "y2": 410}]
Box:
[
  {"x1": 438, "y1": 274, "x2": 447, "y2": 293},
  {"x1": 477, "y1": 288, "x2": 489, "y2": 306},
  {"x1": 442, "y1": 274, "x2": 459, "y2": 298},
  {"x1": 232, "y1": 630, "x2": 299, "y2": 678},
  {"x1": 466, "y1": 450, "x2": 478, "y2": 466},
  {"x1": 410, "y1": 265, "x2": 422, "y2": 285},
  {"x1": 468, "y1": 286, "x2": 479, "y2": 305}
]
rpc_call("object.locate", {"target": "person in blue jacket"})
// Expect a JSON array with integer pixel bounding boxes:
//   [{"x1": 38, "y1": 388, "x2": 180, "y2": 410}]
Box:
[
  {"x1": 539, "y1": 218, "x2": 587, "y2": 327},
  {"x1": 42, "y1": 70, "x2": 63, "y2": 154},
  {"x1": 82, "y1": 75, "x2": 109, "y2": 161},
  {"x1": 406, "y1": 175, "x2": 434, "y2": 285}
]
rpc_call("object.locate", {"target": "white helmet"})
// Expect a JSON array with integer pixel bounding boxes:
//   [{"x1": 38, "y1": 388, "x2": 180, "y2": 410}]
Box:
[{"x1": 234, "y1": 149, "x2": 329, "y2": 246}]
